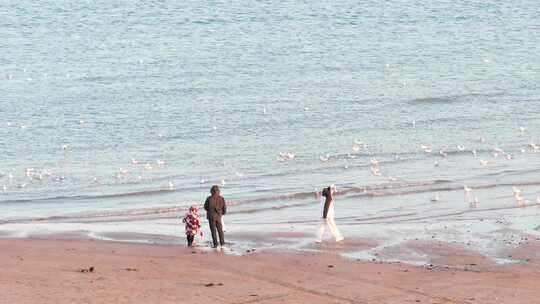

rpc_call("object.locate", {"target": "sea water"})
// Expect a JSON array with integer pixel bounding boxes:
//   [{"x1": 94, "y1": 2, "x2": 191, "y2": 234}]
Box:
[{"x1": 1, "y1": 0, "x2": 540, "y2": 263}]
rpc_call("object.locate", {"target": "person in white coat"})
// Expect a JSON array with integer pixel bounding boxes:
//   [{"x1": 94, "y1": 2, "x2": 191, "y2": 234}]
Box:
[{"x1": 315, "y1": 185, "x2": 344, "y2": 243}]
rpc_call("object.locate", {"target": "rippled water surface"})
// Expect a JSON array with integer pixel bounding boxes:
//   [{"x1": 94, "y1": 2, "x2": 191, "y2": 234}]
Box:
[{"x1": 1, "y1": 1, "x2": 540, "y2": 261}]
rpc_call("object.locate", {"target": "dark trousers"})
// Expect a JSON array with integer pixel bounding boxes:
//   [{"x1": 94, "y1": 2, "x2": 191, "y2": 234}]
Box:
[
  {"x1": 187, "y1": 235, "x2": 194, "y2": 247},
  {"x1": 208, "y1": 218, "x2": 225, "y2": 247}
]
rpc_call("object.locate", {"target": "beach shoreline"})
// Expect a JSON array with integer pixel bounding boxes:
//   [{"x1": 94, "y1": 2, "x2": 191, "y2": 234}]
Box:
[{"x1": 2, "y1": 236, "x2": 539, "y2": 304}]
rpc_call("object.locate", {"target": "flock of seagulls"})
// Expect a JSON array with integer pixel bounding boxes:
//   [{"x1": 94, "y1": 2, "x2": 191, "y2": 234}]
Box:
[
  {"x1": 1, "y1": 117, "x2": 538, "y2": 213},
  {"x1": 274, "y1": 126, "x2": 538, "y2": 209}
]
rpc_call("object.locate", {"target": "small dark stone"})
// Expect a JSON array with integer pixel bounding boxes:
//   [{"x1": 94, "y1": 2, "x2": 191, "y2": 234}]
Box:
[
  {"x1": 205, "y1": 283, "x2": 214, "y2": 287},
  {"x1": 328, "y1": 265, "x2": 334, "y2": 268}
]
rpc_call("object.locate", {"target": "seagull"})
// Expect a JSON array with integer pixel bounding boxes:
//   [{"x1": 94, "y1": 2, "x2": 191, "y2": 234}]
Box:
[
  {"x1": 370, "y1": 166, "x2": 381, "y2": 176},
  {"x1": 2, "y1": 185, "x2": 6, "y2": 192},
  {"x1": 480, "y1": 160, "x2": 489, "y2": 166},
  {"x1": 319, "y1": 154, "x2": 330, "y2": 162},
  {"x1": 285, "y1": 152, "x2": 295, "y2": 160},
  {"x1": 470, "y1": 196, "x2": 480, "y2": 208},
  {"x1": 131, "y1": 158, "x2": 139, "y2": 165},
  {"x1": 61, "y1": 144, "x2": 68, "y2": 150},
  {"x1": 200, "y1": 178, "x2": 206, "y2": 184},
  {"x1": 430, "y1": 195, "x2": 440, "y2": 202},
  {"x1": 464, "y1": 185, "x2": 474, "y2": 203},
  {"x1": 370, "y1": 158, "x2": 379, "y2": 166},
  {"x1": 168, "y1": 181, "x2": 174, "y2": 190},
  {"x1": 25, "y1": 168, "x2": 35, "y2": 179},
  {"x1": 144, "y1": 163, "x2": 153, "y2": 170},
  {"x1": 278, "y1": 152, "x2": 296, "y2": 161},
  {"x1": 512, "y1": 186, "x2": 525, "y2": 206},
  {"x1": 472, "y1": 150, "x2": 477, "y2": 158},
  {"x1": 457, "y1": 145, "x2": 466, "y2": 151},
  {"x1": 352, "y1": 144, "x2": 361, "y2": 152},
  {"x1": 439, "y1": 150, "x2": 448, "y2": 157},
  {"x1": 519, "y1": 127, "x2": 526, "y2": 133},
  {"x1": 420, "y1": 144, "x2": 432, "y2": 153},
  {"x1": 221, "y1": 179, "x2": 226, "y2": 186}
]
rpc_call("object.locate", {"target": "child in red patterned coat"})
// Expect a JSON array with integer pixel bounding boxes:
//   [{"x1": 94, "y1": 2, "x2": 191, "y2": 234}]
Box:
[{"x1": 182, "y1": 206, "x2": 203, "y2": 247}]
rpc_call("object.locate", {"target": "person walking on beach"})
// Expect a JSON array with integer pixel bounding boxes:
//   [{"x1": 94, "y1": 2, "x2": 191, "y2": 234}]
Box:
[
  {"x1": 182, "y1": 205, "x2": 203, "y2": 247},
  {"x1": 316, "y1": 185, "x2": 344, "y2": 243},
  {"x1": 204, "y1": 185, "x2": 227, "y2": 249}
]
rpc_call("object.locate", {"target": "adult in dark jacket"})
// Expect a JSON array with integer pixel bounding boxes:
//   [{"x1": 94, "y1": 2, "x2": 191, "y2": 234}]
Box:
[{"x1": 204, "y1": 185, "x2": 227, "y2": 248}]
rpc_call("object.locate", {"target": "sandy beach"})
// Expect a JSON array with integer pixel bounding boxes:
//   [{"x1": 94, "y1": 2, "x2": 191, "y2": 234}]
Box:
[{"x1": 2, "y1": 237, "x2": 539, "y2": 304}]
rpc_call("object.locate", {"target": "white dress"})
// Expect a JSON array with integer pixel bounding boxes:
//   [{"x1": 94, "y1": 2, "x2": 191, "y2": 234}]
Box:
[{"x1": 316, "y1": 197, "x2": 344, "y2": 242}]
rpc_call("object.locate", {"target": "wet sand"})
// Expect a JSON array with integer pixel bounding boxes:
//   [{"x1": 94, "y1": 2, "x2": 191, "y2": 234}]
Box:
[{"x1": 1, "y1": 237, "x2": 540, "y2": 304}]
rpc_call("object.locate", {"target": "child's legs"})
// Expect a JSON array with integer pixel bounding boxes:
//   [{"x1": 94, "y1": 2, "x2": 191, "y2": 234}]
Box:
[{"x1": 187, "y1": 234, "x2": 194, "y2": 246}]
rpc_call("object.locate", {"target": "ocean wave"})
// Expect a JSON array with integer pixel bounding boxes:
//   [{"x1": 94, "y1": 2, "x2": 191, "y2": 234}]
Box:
[{"x1": 408, "y1": 92, "x2": 505, "y2": 105}]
